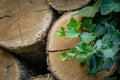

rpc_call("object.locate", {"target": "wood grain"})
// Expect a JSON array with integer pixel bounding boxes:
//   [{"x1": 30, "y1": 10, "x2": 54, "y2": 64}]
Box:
[{"x1": 0, "y1": 49, "x2": 20, "y2": 80}]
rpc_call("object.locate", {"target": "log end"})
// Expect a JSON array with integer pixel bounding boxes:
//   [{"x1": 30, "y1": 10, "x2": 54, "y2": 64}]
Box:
[{"x1": 0, "y1": 49, "x2": 20, "y2": 80}]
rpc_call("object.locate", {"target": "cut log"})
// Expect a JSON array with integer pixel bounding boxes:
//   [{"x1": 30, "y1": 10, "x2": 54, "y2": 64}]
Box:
[
  {"x1": 30, "y1": 74, "x2": 56, "y2": 80},
  {"x1": 47, "y1": 0, "x2": 91, "y2": 12},
  {"x1": 0, "y1": 49, "x2": 20, "y2": 80},
  {"x1": 47, "y1": 11, "x2": 116, "y2": 80},
  {"x1": 47, "y1": 11, "x2": 82, "y2": 51},
  {"x1": 0, "y1": 0, "x2": 54, "y2": 76},
  {"x1": 48, "y1": 51, "x2": 97, "y2": 80},
  {"x1": 0, "y1": 0, "x2": 53, "y2": 54},
  {"x1": 48, "y1": 51, "x2": 116, "y2": 80}
]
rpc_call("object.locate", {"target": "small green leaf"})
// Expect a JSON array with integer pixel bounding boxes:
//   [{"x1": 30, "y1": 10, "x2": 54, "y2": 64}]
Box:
[
  {"x1": 81, "y1": 43, "x2": 88, "y2": 50},
  {"x1": 60, "y1": 52, "x2": 67, "y2": 61},
  {"x1": 65, "y1": 17, "x2": 81, "y2": 38},
  {"x1": 102, "y1": 58, "x2": 113, "y2": 71},
  {"x1": 76, "y1": 54, "x2": 87, "y2": 63},
  {"x1": 66, "y1": 17, "x2": 81, "y2": 31},
  {"x1": 56, "y1": 27, "x2": 65, "y2": 36},
  {"x1": 111, "y1": 45, "x2": 119, "y2": 55},
  {"x1": 82, "y1": 18, "x2": 96, "y2": 31},
  {"x1": 102, "y1": 33, "x2": 112, "y2": 48},
  {"x1": 101, "y1": 0, "x2": 120, "y2": 15},
  {"x1": 65, "y1": 29, "x2": 80, "y2": 38},
  {"x1": 74, "y1": 0, "x2": 101, "y2": 17},
  {"x1": 95, "y1": 24, "x2": 106, "y2": 37},
  {"x1": 103, "y1": 49, "x2": 114, "y2": 58},
  {"x1": 77, "y1": 6, "x2": 98, "y2": 17},
  {"x1": 68, "y1": 48, "x2": 76, "y2": 57},
  {"x1": 94, "y1": 39, "x2": 103, "y2": 50},
  {"x1": 88, "y1": 53, "x2": 104, "y2": 74},
  {"x1": 76, "y1": 43, "x2": 88, "y2": 53},
  {"x1": 80, "y1": 32, "x2": 96, "y2": 44}
]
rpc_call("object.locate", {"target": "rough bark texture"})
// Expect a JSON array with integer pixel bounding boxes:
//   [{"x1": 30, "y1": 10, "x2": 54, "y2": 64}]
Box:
[
  {"x1": 0, "y1": 49, "x2": 20, "y2": 80},
  {"x1": 47, "y1": 0, "x2": 91, "y2": 12},
  {"x1": 30, "y1": 74, "x2": 56, "y2": 80},
  {"x1": 47, "y1": 11, "x2": 116, "y2": 80},
  {"x1": 0, "y1": 0, "x2": 53, "y2": 54}
]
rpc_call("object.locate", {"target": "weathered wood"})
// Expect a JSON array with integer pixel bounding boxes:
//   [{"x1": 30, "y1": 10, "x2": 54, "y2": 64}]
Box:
[
  {"x1": 47, "y1": 0, "x2": 91, "y2": 12},
  {"x1": 47, "y1": 11, "x2": 82, "y2": 51},
  {"x1": 0, "y1": 0, "x2": 54, "y2": 77},
  {"x1": 0, "y1": 0, "x2": 53, "y2": 54},
  {"x1": 0, "y1": 49, "x2": 20, "y2": 80},
  {"x1": 30, "y1": 74, "x2": 56, "y2": 80},
  {"x1": 48, "y1": 51, "x2": 116, "y2": 80},
  {"x1": 47, "y1": 11, "x2": 116, "y2": 80},
  {"x1": 48, "y1": 51, "x2": 98, "y2": 80}
]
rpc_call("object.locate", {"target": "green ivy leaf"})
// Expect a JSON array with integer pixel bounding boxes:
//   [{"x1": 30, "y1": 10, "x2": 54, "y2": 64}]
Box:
[
  {"x1": 95, "y1": 24, "x2": 106, "y2": 37},
  {"x1": 66, "y1": 17, "x2": 81, "y2": 31},
  {"x1": 82, "y1": 18, "x2": 96, "y2": 31},
  {"x1": 60, "y1": 52, "x2": 67, "y2": 61},
  {"x1": 56, "y1": 27, "x2": 65, "y2": 36},
  {"x1": 88, "y1": 53, "x2": 104, "y2": 74},
  {"x1": 65, "y1": 29, "x2": 80, "y2": 38},
  {"x1": 102, "y1": 58, "x2": 113, "y2": 71},
  {"x1": 80, "y1": 32, "x2": 96, "y2": 44},
  {"x1": 101, "y1": 0, "x2": 120, "y2": 15},
  {"x1": 102, "y1": 33, "x2": 112, "y2": 48},
  {"x1": 103, "y1": 49, "x2": 114, "y2": 58},
  {"x1": 74, "y1": 0, "x2": 101, "y2": 17},
  {"x1": 68, "y1": 48, "x2": 76, "y2": 57},
  {"x1": 76, "y1": 43, "x2": 88, "y2": 52},
  {"x1": 94, "y1": 39, "x2": 103, "y2": 50},
  {"x1": 65, "y1": 17, "x2": 81, "y2": 38},
  {"x1": 76, "y1": 54, "x2": 87, "y2": 63},
  {"x1": 111, "y1": 45, "x2": 119, "y2": 55}
]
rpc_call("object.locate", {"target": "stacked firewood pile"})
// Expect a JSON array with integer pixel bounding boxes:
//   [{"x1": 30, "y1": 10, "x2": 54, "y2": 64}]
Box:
[{"x1": 0, "y1": 0, "x2": 115, "y2": 80}]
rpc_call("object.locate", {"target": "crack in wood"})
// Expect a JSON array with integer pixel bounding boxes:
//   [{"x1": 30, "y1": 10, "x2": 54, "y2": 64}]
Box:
[
  {"x1": 17, "y1": 0, "x2": 24, "y2": 43},
  {"x1": 17, "y1": 21, "x2": 24, "y2": 43},
  {"x1": 6, "y1": 63, "x2": 15, "y2": 69},
  {"x1": 3, "y1": 0, "x2": 24, "y2": 44},
  {"x1": 4, "y1": 17, "x2": 19, "y2": 36},
  {"x1": 0, "y1": 15, "x2": 11, "y2": 19},
  {"x1": 5, "y1": 63, "x2": 15, "y2": 80},
  {"x1": 47, "y1": 48, "x2": 71, "y2": 52}
]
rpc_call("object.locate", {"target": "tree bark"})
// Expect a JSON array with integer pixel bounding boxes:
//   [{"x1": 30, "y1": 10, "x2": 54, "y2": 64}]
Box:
[
  {"x1": 47, "y1": 11, "x2": 116, "y2": 80},
  {"x1": 47, "y1": 0, "x2": 91, "y2": 12},
  {"x1": 0, "y1": 49, "x2": 21, "y2": 80}
]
